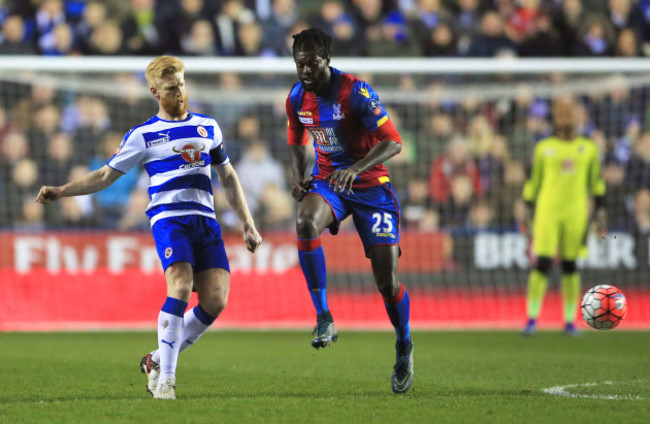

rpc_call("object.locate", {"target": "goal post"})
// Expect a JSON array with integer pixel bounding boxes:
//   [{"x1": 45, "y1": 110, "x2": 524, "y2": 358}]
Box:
[{"x1": 1, "y1": 56, "x2": 649, "y2": 330}]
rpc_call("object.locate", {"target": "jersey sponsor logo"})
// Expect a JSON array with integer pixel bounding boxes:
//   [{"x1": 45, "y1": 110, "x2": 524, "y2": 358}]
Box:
[
  {"x1": 561, "y1": 159, "x2": 574, "y2": 172},
  {"x1": 197, "y1": 126, "x2": 208, "y2": 137},
  {"x1": 308, "y1": 127, "x2": 343, "y2": 153},
  {"x1": 146, "y1": 131, "x2": 171, "y2": 148},
  {"x1": 299, "y1": 116, "x2": 314, "y2": 124},
  {"x1": 298, "y1": 111, "x2": 312, "y2": 116},
  {"x1": 173, "y1": 142, "x2": 206, "y2": 169},
  {"x1": 543, "y1": 148, "x2": 555, "y2": 156},
  {"x1": 369, "y1": 99, "x2": 383, "y2": 116},
  {"x1": 333, "y1": 103, "x2": 345, "y2": 121},
  {"x1": 358, "y1": 87, "x2": 370, "y2": 98}
]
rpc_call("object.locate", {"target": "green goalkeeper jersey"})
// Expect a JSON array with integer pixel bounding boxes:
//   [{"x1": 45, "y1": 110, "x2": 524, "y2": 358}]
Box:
[{"x1": 522, "y1": 135, "x2": 606, "y2": 216}]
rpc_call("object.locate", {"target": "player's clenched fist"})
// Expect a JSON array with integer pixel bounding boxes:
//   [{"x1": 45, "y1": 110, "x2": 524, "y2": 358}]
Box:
[
  {"x1": 35, "y1": 186, "x2": 63, "y2": 203},
  {"x1": 244, "y1": 225, "x2": 263, "y2": 253},
  {"x1": 291, "y1": 179, "x2": 312, "y2": 202}
]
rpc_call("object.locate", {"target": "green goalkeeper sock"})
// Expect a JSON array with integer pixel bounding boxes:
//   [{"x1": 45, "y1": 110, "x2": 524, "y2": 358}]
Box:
[
  {"x1": 526, "y1": 270, "x2": 548, "y2": 319},
  {"x1": 561, "y1": 273, "x2": 581, "y2": 324}
]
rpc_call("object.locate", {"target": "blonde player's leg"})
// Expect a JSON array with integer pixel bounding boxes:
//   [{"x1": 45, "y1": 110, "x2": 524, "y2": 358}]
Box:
[{"x1": 523, "y1": 213, "x2": 558, "y2": 336}]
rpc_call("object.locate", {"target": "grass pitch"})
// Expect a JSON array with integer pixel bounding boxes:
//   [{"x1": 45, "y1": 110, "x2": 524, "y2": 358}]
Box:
[{"x1": 0, "y1": 330, "x2": 648, "y2": 424}]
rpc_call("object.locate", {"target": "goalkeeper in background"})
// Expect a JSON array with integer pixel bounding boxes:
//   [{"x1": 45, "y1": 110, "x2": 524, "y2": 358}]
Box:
[{"x1": 521, "y1": 96, "x2": 606, "y2": 336}]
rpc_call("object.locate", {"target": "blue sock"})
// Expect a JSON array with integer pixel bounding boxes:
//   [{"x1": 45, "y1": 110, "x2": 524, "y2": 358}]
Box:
[
  {"x1": 298, "y1": 238, "x2": 328, "y2": 314},
  {"x1": 384, "y1": 284, "x2": 411, "y2": 346}
]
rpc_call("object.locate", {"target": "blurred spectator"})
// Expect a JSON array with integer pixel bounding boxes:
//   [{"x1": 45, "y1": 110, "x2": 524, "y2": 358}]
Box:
[
  {"x1": 574, "y1": 13, "x2": 616, "y2": 56},
  {"x1": 419, "y1": 110, "x2": 454, "y2": 162},
  {"x1": 350, "y1": 0, "x2": 387, "y2": 52},
  {"x1": 407, "y1": 0, "x2": 448, "y2": 53},
  {"x1": 402, "y1": 178, "x2": 431, "y2": 229},
  {"x1": 53, "y1": 165, "x2": 95, "y2": 228},
  {"x1": 180, "y1": 19, "x2": 218, "y2": 56},
  {"x1": 466, "y1": 11, "x2": 516, "y2": 57},
  {"x1": 35, "y1": 0, "x2": 66, "y2": 52},
  {"x1": 88, "y1": 132, "x2": 139, "y2": 229},
  {"x1": 0, "y1": 15, "x2": 36, "y2": 54},
  {"x1": 632, "y1": 188, "x2": 650, "y2": 234},
  {"x1": 505, "y1": 0, "x2": 541, "y2": 43},
  {"x1": 478, "y1": 135, "x2": 508, "y2": 197},
  {"x1": 468, "y1": 199, "x2": 494, "y2": 230},
  {"x1": 88, "y1": 21, "x2": 126, "y2": 55},
  {"x1": 15, "y1": 80, "x2": 57, "y2": 133},
  {"x1": 72, "y1": 97, "x2": 111, "y2": 163},
  {"x1": 260, "y1": 0, "x2": 297, "y2": 55},
  {"x1": 590, "y1": 74, "x2": 632, "y2": 138},
  {"x1": 4, "y1": 158, "x2": 40, "y2": 228},
  {"x1": 626, "y1": 129, "x2": 650, "y2": 190},
  {"x1": 279, "y1": 20, "x2": 309, "y2": 56},
  {"x1": 424, "y1": 20, "x2": 457, "y2": 57},
  {"x1": 74, "y1": 0, "x2": 107, "y2": 54},
  {"x1": 602, "y1": 160, "x2": 631, "y2": 230},
  {"x1": 551, "y1": 0, "x2": 584, "y2": 56},
  {"x1": 234, "y1": 140, "x2": 289, "y2": 228},
  {"x1": 308, "y1": 0, "x2": 362, "y2": 56},
  {"x1": 429, "y1": 135, "x2": 481, "y2": 204},
  {"x1": 614, "y1": 115, "x2": 641, "y2": 163},
  {"x1": 39, "y1": 22, "x2": 74, "y2": 55},
  {"x1": 121, "y1": 0, "x2": 162, "y2": 55},
  {"x1": 39, "y1": 131, "x2": 74, "y2": 187},
  {"x1": 214, "y1": 0, "x2": 256, "y2": 56},
  {"x1": 608, "y1": 0, "x2": 642, "y2": 35},
  {"x1": 117, "y1": 187, "x2": 152, "y2": 231},
  {"x1": 235, "y1": 21, "x2": 270, "y2": 56},
  {"x1": 615, "y1": 27, "x2": 640, "y2": 56},
  {"x1": 367, "y1": 11, "x2": 421, "y2": 57},
  {"x1": 439, "y1": 174, "x2": 474, "y2": 227},
  {"x1": 28, "y1": 104, "x2": 61, "y2": 155},
  {"x1": 467, "y1": 114, "x2": 494, "y2": 157},
  {"x1": 518, "y1": 10, "x2": 563, "y2": 57},
  {"x1": 493, "y1": 159, "x2": 526, "y2": 228},
  {"x1": 450, "y1": 0, "x2": 481, "y2": 55}
]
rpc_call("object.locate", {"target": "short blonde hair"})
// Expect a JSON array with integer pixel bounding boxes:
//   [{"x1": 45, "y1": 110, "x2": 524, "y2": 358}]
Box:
[{"x1": 145, "y1": 56, "x2": 185, "y2": 88}]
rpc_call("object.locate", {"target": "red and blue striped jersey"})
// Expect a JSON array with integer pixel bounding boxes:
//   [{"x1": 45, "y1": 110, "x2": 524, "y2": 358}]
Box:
[{"x1": 286, "y1": 67, "x2": 401, "y2": 189}]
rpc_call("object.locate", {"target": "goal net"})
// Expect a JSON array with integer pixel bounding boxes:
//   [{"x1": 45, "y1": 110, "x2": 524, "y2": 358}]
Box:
[{"x1": 1, "y1": 57, "x2": 649, "y2": 330}]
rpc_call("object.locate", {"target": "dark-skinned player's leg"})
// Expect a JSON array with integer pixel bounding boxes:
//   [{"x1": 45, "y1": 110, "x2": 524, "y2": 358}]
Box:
[
  {"x1": 369, "y1": 245, "x2": 414, "y2": 394},
  {"x1": 296, "y1": 194, "x2": 339, "y2": 348}
]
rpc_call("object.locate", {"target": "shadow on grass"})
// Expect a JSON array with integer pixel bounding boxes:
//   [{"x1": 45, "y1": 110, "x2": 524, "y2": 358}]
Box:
[{"x1": 0, "y1": 386, "x2": 550, "y2": 404}]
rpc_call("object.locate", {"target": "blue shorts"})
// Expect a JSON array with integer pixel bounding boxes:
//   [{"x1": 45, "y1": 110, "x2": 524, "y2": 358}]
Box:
[
  {"x1": 151, "y1": 215, "x2": 230, "y2": 273},
  {"x1": 309, "y1": 179, "x2": 401, "y2": 255}
]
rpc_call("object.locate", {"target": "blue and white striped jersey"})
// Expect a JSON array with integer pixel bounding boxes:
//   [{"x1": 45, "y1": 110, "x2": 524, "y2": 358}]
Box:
[{"x1": 107, "y1": 112, "x2": 230, "y2": 227}]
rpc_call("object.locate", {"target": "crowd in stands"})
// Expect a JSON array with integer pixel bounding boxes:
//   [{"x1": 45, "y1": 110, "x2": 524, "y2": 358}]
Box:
[
  {"x1": 2, "y1": 0, "x2": 650, "y2": 236},
  {"x1": 1, "y1": 0, "x2": 650, "y2": 58}
]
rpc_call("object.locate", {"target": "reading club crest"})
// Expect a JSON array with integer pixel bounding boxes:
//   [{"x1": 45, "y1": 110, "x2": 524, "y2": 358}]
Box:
[
  {"x1": 197, "y1": 126, "x2": 208, "y2": 137},
  {"x1": 173, "y1": 142, "x2": 205, "y2": 163}
]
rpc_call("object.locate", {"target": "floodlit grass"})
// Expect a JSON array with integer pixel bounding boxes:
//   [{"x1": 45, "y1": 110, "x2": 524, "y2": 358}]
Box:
[{"x1": 0, "y1": 331, "x2": 648, "y2": 424}]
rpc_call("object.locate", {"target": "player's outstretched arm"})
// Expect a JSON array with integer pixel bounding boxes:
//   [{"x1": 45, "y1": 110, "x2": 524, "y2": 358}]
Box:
[
  {"x1": 214, "y1": 163, "x2": 262, "y2": 253},
  {"x1": 36, "y1": 165, "x2": 123, "y2": 204},
  {"x1": 326, "y1": 140, "x2": 401, "y2": 194}
]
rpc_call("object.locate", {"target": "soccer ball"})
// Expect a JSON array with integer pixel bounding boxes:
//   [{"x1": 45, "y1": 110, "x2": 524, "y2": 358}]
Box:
[{"x1": 580, "y1": 285, "x2": 628, "y2": 330}]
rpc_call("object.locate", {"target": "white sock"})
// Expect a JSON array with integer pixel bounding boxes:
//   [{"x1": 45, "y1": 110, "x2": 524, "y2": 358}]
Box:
[
  {"x1": 152, "y1": 305, "x2": 217, "y2": 363},
  {"x1": 157, "y1": 297, "x2": 188, "y2": 380}
]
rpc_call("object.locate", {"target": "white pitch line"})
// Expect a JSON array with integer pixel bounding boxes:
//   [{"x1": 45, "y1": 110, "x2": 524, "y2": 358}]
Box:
[{"x1": 543, "y1": 381, "x2": 644, "y2": 401}]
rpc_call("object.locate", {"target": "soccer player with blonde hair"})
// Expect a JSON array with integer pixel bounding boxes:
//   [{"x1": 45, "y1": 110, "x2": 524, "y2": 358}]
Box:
[{"x1": 36, "y1": 56, "x2": 262, "y2": 399}]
